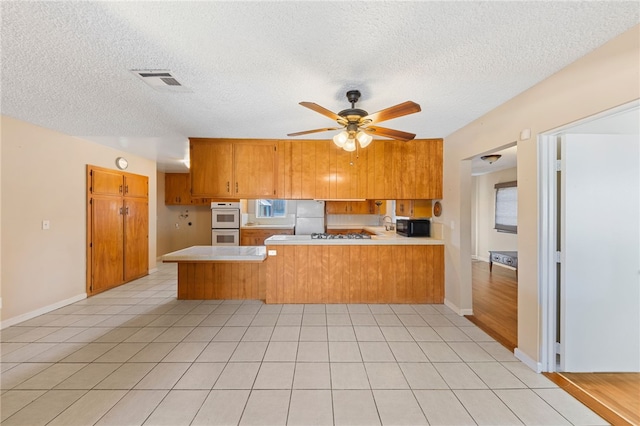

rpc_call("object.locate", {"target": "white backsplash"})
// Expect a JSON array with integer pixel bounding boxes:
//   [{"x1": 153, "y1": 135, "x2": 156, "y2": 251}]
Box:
[
  {"x1": 242, "y1": 213, "x2": 296, "y2": 226},
  {"x1": 326, "y1": 214, "x2": 382, "y2": 227}
]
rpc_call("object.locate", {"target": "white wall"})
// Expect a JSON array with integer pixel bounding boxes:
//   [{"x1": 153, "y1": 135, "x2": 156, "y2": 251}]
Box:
[
  {"x1": 156, "y1": 172, "x2": 212, "y2": 257},
  {"x1": 472, "y1": 168, "x2": 518, "y2": 261},
  {"x1": 442, "y1": 25, "x2": 639, "y2": 366},
  {"x1": 1, "y1": 116, "x2": 157, "y2": 325}
]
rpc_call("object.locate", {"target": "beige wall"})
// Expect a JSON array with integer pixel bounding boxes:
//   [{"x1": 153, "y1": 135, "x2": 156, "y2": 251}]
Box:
[
  {"x1": 1, "y1": 116, "x2": 157, "y2": 325},
  {"x1": 156, "y1": 172, "x2": 211, "y2": 257},
  {"x1": 471, "y1": 168, "x2": 518, "y2": 261},
  {"x1": 442, "y1": 25, "x2": 639, "y2": 366}
]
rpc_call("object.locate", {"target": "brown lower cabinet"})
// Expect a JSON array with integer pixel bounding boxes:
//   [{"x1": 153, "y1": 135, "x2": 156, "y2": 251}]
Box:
[
  {"x1": 265, "y1": 244, "x2": 444, "y2": 304},
  {"x1": 87, "y1": 165, "x2": 149, "y2": 295},
  {"x1": 240, "y1": 228, "x2": 294, "y2": 246}
]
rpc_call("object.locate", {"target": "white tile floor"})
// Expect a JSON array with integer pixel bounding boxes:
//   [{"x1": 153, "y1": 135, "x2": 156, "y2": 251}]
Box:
[{"x1": 1, "y1": 263, "x2": 608, "y2": 425}]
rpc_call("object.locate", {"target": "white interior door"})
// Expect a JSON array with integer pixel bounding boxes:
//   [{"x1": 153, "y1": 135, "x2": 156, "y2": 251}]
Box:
[{"x1": 560, "y1": 134, "x2": 640, "y2": 372}]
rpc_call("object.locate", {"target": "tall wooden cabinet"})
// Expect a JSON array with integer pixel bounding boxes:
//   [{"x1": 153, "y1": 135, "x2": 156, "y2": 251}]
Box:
[
  {"x1": 190, "y1": 138, "x2": 278, "y2": 198},
  {"x1": 87, "y1": 165, "x2": 149, "y2": 295}
]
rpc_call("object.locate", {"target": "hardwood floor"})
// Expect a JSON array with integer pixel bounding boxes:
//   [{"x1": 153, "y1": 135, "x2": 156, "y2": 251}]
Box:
[
  {"x1": 466, "y1": 260, "x2": 517, "y2": 351},
  {"x1": 545, "y1": 372, "x2": 640, "y2": 425},
  {"x1": 467, "y1": 259, "x2": 640, "y2": 425}
]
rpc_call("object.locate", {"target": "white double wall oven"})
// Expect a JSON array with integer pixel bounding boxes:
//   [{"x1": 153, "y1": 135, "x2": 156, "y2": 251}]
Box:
[{"x1": 211, "y1": 201, "x2": 240, "y2": 246}]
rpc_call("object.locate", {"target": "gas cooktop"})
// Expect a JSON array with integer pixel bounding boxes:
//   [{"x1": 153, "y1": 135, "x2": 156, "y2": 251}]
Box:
[{"x1": 311, "y1": 232, "x2": 372, "y2": 239}]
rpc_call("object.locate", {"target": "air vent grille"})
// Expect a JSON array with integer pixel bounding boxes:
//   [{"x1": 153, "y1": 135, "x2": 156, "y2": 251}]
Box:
[
  {"x1": 130, "y1": 69, "x2": 192, "y2": 92},
  {"x1": 160, "y1": 77, "x2": 181, "y2": 86}
]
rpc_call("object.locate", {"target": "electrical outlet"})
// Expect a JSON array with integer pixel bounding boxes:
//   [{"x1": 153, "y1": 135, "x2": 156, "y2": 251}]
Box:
[{"x1": 42, "y1": 220, "x2": 50, "y2": 230}]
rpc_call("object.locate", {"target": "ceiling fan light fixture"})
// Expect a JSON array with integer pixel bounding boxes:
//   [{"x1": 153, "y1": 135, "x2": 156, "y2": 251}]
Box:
[
  {"x1": 333, "y1": 131, "x2": 348, "y2": 147},
  {"x1": 343, "y1": 138, "x2": 357, "y2": 152},
  {"x1": 356, "y1": 131, "x2": 373, "y2": 148}
]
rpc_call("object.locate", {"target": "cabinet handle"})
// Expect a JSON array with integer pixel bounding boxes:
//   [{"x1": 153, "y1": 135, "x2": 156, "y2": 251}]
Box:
[
  {"x1": 125, "y1": 206, "x2": 129, "y2": 215},
  {"x1": 119, "y1": 185, "x2": 123, "y2": 194},
  {"x1": 226, "y1": 182, "x2": 230, "y2": 193},
  {"x1": 125, "y1": 185, "x2": 129, "y2": 194},
  {"x1": 236, "y1": 182, "x2": 239, "y2": 193},
  {"x1": 119, "y1": 207, "x2": 123, "y2": 215}
]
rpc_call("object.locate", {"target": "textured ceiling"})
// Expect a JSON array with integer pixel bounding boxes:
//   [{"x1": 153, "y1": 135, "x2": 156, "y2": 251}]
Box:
[{"x1": 2, "y1": 2, "x2": 638, "y2": 172}]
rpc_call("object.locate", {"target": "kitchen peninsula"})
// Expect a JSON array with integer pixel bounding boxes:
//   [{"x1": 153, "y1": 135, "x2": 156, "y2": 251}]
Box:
[
  {"x1": 163, "y1": 230, "x2": 444, "y2": 304},
  {"x1": 265, "y1": 231, "x2": 444, "y2": 304}
]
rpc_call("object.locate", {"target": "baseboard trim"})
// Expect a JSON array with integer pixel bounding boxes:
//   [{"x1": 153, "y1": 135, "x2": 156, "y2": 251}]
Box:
[
  {"x1": 444, "y1": 298, "x2": 473, "y2": 316},
  {"x1": 1, "y1": 293, "x2": 87, "y2": 329},
  {"x1": 515, "y1": 348, "x2": 542, "y2": 373},
  {"x1": 149, "y1": 267, "x2": 159, "y2": 274}
]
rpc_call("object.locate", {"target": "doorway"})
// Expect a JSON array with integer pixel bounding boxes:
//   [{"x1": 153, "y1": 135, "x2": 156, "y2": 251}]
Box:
[
  {"x1": 539, "y1": 102, "x2": 640, "y2": 424},
  {"x1": 467, "y1": 144, "x2": 518, "y2": 351},
  {"x1": 540, "y1": 102, "x2": 639, "y2": 372}
]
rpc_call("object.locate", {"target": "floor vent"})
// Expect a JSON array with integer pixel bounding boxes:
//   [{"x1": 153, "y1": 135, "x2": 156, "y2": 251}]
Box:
[{"x1": 130, "y1": 70, "x2": 192, "y2": 92}]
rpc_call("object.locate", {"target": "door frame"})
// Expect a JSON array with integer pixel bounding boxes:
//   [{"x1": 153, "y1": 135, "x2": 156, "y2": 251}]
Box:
[{"x1": 538, "y1": 100, "x2": 639, "y2": 372}]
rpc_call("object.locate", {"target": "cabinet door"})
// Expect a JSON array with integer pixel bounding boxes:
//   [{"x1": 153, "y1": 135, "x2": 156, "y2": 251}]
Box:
[
  {"x1": 234, "y1": 142, "x2": 277, "y2": 198},
  {"x1": 301, "y1": 141, "x2": 316, "y2": 199},
  {"x1": 91, "y1": 196, "x2": 124, "y2": 293},
  {"x1": 124, "y1": 173, "x2": 148, "y2": 198},
  {"x1": 411, "y1": 199, "x2": 432, "y2": 218},
  {"x1": 190, "y1": 139, "x2": 234, "y2": 197},
  {"x1": 282, "y1": 141, "x2": 303, "y2": 199},
  {"x1": 415, "y1": 139, "x2": 443, "y2": 199},
  {"x1": 369, "y1": 140, "x2": 386, "y2": 199},
  {"x1": 165, "y1": 173, "x2": 190, "y2": 205},
  {"x1": 385, "y1": 140, "x2": 415, "y2": 199},
  {"x1": 333, "y1": 146, "x2": 358, "y2": 199},
  {"x1": 123, "y1": 198, "x2": 148, "y2": 281},
  {"x1": 396, "y1": 200, "x2": 410, "y2": 217},
  {"x1": 325, "y1": 201, "x2": 349, "y2": 214},
  {"x1": 350, "y1": 201, "x2": 374, "y2": 214},
  {"x1": 92, "y1": 168, "x2": 123, "y2": 196},
  {"x1": 314, "y1": 141, "x2": 331, "y2": 199}
]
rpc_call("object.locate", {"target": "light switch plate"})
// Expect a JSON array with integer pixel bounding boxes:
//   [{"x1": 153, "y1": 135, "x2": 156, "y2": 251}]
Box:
[
  {"x1": 268, "y1": 250, "x2": 277, "y2": 256},
  {"x1": 42, "y1": 220, "x2": 50, "y2": 230}
]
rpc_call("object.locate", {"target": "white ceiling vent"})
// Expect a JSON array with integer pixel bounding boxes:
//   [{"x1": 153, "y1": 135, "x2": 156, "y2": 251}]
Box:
[{"x1": 130, "y1": 70, "x2": 192, "y2": 93}]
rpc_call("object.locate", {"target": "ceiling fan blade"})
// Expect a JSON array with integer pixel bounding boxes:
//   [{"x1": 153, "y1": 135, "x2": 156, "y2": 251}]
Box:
[
  {"x1": 299, "y1": 102, "x2": 343, "y2": 122},
  {"x1": 362, "y1": 101, "x2": 421, "y2": 125},
  {"x1": 363, "y1": 126, "x2": 416, "y2": 142},
  {"x1": 287, "y1": 127, "x2": 341, "y2": 137}
]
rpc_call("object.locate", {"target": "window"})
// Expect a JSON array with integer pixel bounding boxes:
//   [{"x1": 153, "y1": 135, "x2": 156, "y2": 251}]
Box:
[
  {"x1": 255, "y1": 199, "x2": 286, "y2": 218},
  {"x1": 495, "y1": 181, "x2": 517, "y2": 233}
]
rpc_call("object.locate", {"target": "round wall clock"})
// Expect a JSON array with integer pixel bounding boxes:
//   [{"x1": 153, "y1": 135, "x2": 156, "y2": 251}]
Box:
[
  {"x1": 115, "y1": 157, "x2": 128, "y2": 170},
  {"x1": 433, "y1": 201, "x2": 442, "y2": 217}
]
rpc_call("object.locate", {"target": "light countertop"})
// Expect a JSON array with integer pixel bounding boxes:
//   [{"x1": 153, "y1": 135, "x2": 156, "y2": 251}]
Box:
[
  {"x1": 162, "y1": 245, "x2": 267, "y2": 262},
  {"x1": 264, "y1": 233, "x2": 444, "y2": 246}
]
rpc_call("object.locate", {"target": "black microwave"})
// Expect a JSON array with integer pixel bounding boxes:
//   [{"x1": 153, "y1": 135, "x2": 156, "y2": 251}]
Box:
[{"x1": 396, "y1": 219, "x2": 431, "y2": 237}]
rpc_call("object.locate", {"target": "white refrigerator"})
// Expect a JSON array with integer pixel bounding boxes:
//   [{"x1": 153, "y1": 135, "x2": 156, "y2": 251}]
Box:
[{"x1": 295, "y1": 200, "x2": 325, "y2": 235}]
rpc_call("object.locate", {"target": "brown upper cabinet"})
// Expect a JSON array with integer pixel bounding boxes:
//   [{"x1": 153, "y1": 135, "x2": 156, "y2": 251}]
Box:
[
  {"x1": 395, "y1": 199, "x2": 432, "y2": 218},
  {"x1": 165, "y1": 173, "x2": 210, "y2": 205},
  {"x1": 189, "y1": 138, "x2": 441, "y2": 201},
  {"x1": 277, "y1": 138, "x2": 442, "y2": 200},
  {"x1": 190, "y1": 139, "x2": 278, "y2": 198},
  {"x1": 91, "y1": 167, "x2": 148, "y2": 198},
  {"x1": 325, "y1": 200, "x2": 385, "y2": 215}
]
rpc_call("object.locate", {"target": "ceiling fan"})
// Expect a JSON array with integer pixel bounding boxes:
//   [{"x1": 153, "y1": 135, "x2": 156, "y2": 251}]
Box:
[{"x1": 287, "y1": 90, "x2": 421, "y2": 151}]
